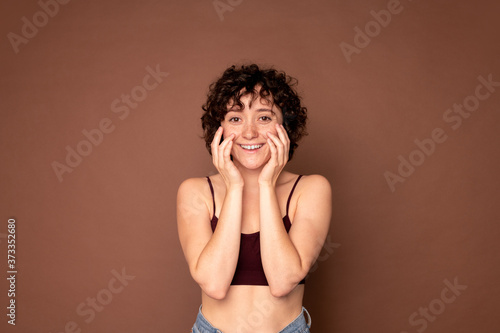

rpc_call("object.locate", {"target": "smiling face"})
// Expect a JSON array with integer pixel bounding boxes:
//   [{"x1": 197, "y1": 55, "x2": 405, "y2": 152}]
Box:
[{"x1": 221, "y1": 89, "x2": 283, "y2": 170}]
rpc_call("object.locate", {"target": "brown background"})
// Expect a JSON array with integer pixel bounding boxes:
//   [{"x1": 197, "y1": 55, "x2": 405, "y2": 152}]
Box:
[{"x1": 1, "y1": 0, "x2": 499, "y2": 332}]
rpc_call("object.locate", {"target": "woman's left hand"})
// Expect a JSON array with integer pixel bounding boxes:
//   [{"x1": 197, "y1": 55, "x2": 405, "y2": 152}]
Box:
[{"x1": 258, "y1": 124, "x2": 290, "y2": 187}]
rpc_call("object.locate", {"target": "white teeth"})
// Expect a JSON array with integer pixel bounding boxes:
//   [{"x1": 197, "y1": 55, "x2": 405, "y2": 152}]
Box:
[{"x1": 241, "y1": 144, "x2": 263, "y2": 150}]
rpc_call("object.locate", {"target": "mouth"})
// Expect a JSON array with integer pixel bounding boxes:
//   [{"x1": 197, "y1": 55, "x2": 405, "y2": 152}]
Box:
[{"x1": 239, "y1": 144, "x2": 264, "y2": 151}]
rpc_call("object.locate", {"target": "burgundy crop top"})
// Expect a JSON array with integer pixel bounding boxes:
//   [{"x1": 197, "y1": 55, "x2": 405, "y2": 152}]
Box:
[{"x1": 206, "y1": 175, "x2": 306, "y2": 286}]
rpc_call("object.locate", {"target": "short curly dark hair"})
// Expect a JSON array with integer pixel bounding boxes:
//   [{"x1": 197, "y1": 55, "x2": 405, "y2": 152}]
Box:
[{"x1": 201, "y1": 64, "x2": 308, "y2": 161}]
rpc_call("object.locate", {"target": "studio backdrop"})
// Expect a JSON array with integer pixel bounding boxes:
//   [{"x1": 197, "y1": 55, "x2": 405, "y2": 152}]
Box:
[{"x1": 1, "y1": 0, "x2": 499, "y2": 332}]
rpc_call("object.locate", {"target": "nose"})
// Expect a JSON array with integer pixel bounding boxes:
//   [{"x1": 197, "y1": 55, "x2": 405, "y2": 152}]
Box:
[{"x1": 242, "y1": 121, "x2": 258, "y2": 140}]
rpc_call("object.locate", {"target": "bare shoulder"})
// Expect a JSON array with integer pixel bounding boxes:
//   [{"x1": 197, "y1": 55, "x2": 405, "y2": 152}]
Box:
[
  {"x1": 298, "y1": 174, "x2": 332, "y2": 195},
  {"x1": 294, "y1": 174, "x2": 332, "y2": 214},
  {"x1": 285, "y1": 173, "x2": 332, "y2": 222},
  {"x1": 177, "y1": 176, "x2": 209, "y2": 194},
  {"x1": 176, "y1": 176, "x2": 213, "y2": 220},
  {"x1": 288, "y1": 174, "x2": 332, "y2": 244}
]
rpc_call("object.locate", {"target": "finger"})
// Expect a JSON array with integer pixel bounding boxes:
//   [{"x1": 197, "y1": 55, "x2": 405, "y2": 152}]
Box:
[
  {"x1": 223, "y1": 139, "x2": 234, "y2": 163},
  {"x1": 275, "y1": 124, "x2": 286, "y2": 142},
  {"x1": 276, "y1": 124, "x2": 290, "y2": 151},
  {"x1": 220, "y1": 133, "x2": 233, "y2": 151},
  {"x1": 219, "y1": 133, "x2": 234, "y2": 166},
  {"x1": 211, "y1": 126, "x2": 222, "y2": 148},
  {"x1": 211, "y1": 127, "x2": 222, "y2": 162},
  {"x1": 281, "y1": 124, "x2": 290, "y2": 146},
  {"x1": 267, "y1": 132, "x2": 284, "y2": 165},
  {"x1": 215, "y1": 131, "x2": 231, "y2": 170},
  {"x1": 222, "y1": 138, "x2": 235, "y2": 175},
  {"x1": 221, "y1": 133, "x2": 234, "y2": 148},
  {"x1": 267, "y1": 137, "x2": 278, "y2": 166},
  {"x1": 277, "y1": 124, "x2": 290, "y2": 163}
]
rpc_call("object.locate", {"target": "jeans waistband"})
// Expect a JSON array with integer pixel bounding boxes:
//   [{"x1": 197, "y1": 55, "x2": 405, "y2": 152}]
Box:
[
  {"x1": 278, "y1": 306, "x2": 311, "y2": 333},
  {"x1": 192, "y1": 305, "x2": 311, "y2": 333}
]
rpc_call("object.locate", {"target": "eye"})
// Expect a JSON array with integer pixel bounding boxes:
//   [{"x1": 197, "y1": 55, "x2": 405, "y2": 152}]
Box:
[
  {"x1": 228, "y1": 117, "x2": 241, "y2": 122},
  {"x1": 259, "y1": 116, "x2": 272, "y2": 122}
]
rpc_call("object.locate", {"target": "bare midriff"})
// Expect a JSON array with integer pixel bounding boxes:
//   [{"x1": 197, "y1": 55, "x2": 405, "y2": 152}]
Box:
[{"x1": 201, "y1": 284, "x2": 304, "y2": 333}]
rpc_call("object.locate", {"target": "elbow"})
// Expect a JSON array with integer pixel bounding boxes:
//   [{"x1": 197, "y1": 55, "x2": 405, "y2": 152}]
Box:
[
  {"x1": 269, "y1": 280, "x2": 297, "y2": 298},
  {"x1": 270, "y1": 286, "x2": 292, "y2": 298},
  {"x1": 201, "y1": 282, "x2": 229, "y2": 300},
  {"x1": 191, "y1": 267, "x2": 230, "y2": 300},
  {"x1": 268, "y1": 272, "x2": 306, "y2": 298}
]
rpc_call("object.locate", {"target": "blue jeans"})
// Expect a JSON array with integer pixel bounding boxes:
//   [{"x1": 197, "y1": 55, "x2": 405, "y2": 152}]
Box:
[{"x1": 191, "y1": 305, "x2": 312, "y2": 333}]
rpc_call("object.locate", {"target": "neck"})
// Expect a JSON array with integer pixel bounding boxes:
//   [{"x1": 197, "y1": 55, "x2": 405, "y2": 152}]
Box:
[
  {"x1": 233, "y1": 163, "x2": 263, "y2": 189},
  {"x1": 232, "y1": 161, "x2": 286, "y2": 191}
]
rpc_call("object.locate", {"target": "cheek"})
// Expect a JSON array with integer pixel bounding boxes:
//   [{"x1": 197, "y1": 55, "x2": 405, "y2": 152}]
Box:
[
  {"x1": 222, "y1": 130, "x2": 238, "y2": 140},
  {"x1": 221, "y1": 124, "x2": 235, "y2": 139},
  {"x1": 260, "y1": 125, "x2": 278, "y2": 137}
]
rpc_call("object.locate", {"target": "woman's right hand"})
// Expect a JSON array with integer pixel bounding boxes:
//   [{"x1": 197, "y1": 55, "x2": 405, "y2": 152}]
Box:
[{"x1": 211, "y1": 127, "x2": 244, "y2": 188}]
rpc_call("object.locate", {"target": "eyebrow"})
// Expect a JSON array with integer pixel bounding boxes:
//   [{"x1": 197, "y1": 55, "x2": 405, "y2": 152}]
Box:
[{"x1": 227, "y1": 108, "x2": 275, "y2": 114}]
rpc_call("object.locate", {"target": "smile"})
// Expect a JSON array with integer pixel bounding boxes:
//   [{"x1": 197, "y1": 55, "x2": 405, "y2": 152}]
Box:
[{"x1": 240, "y1": 144, "x2": 264, "y2": 150}]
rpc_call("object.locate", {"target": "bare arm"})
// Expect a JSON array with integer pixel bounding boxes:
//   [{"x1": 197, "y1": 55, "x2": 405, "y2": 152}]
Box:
[
  {"x1": 259, "y1": 174, "x2": 332, "y2": 297},
  {"x1": 177, "y1": 179, "x2": 242, "y2": 299},
  {"x1": 177, "y1": 127, "x2": 244, "y2": 300}
]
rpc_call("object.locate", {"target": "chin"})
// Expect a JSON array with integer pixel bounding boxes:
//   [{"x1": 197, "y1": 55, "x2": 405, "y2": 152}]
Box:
[
  {"x1": 242, "y1": 162, "x2": 264, "y2": 170},
  {"x1": 235, "y1": 160, "x2": 261, "y2": 170},
  {"x1": 234, "y1": 156, "x2": 270, "y2": 170}
]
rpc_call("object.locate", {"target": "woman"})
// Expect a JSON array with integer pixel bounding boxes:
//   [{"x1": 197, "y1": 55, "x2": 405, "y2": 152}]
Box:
[{"x1": 177, "y1": 64, "x2": 332, "y2": 333}]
